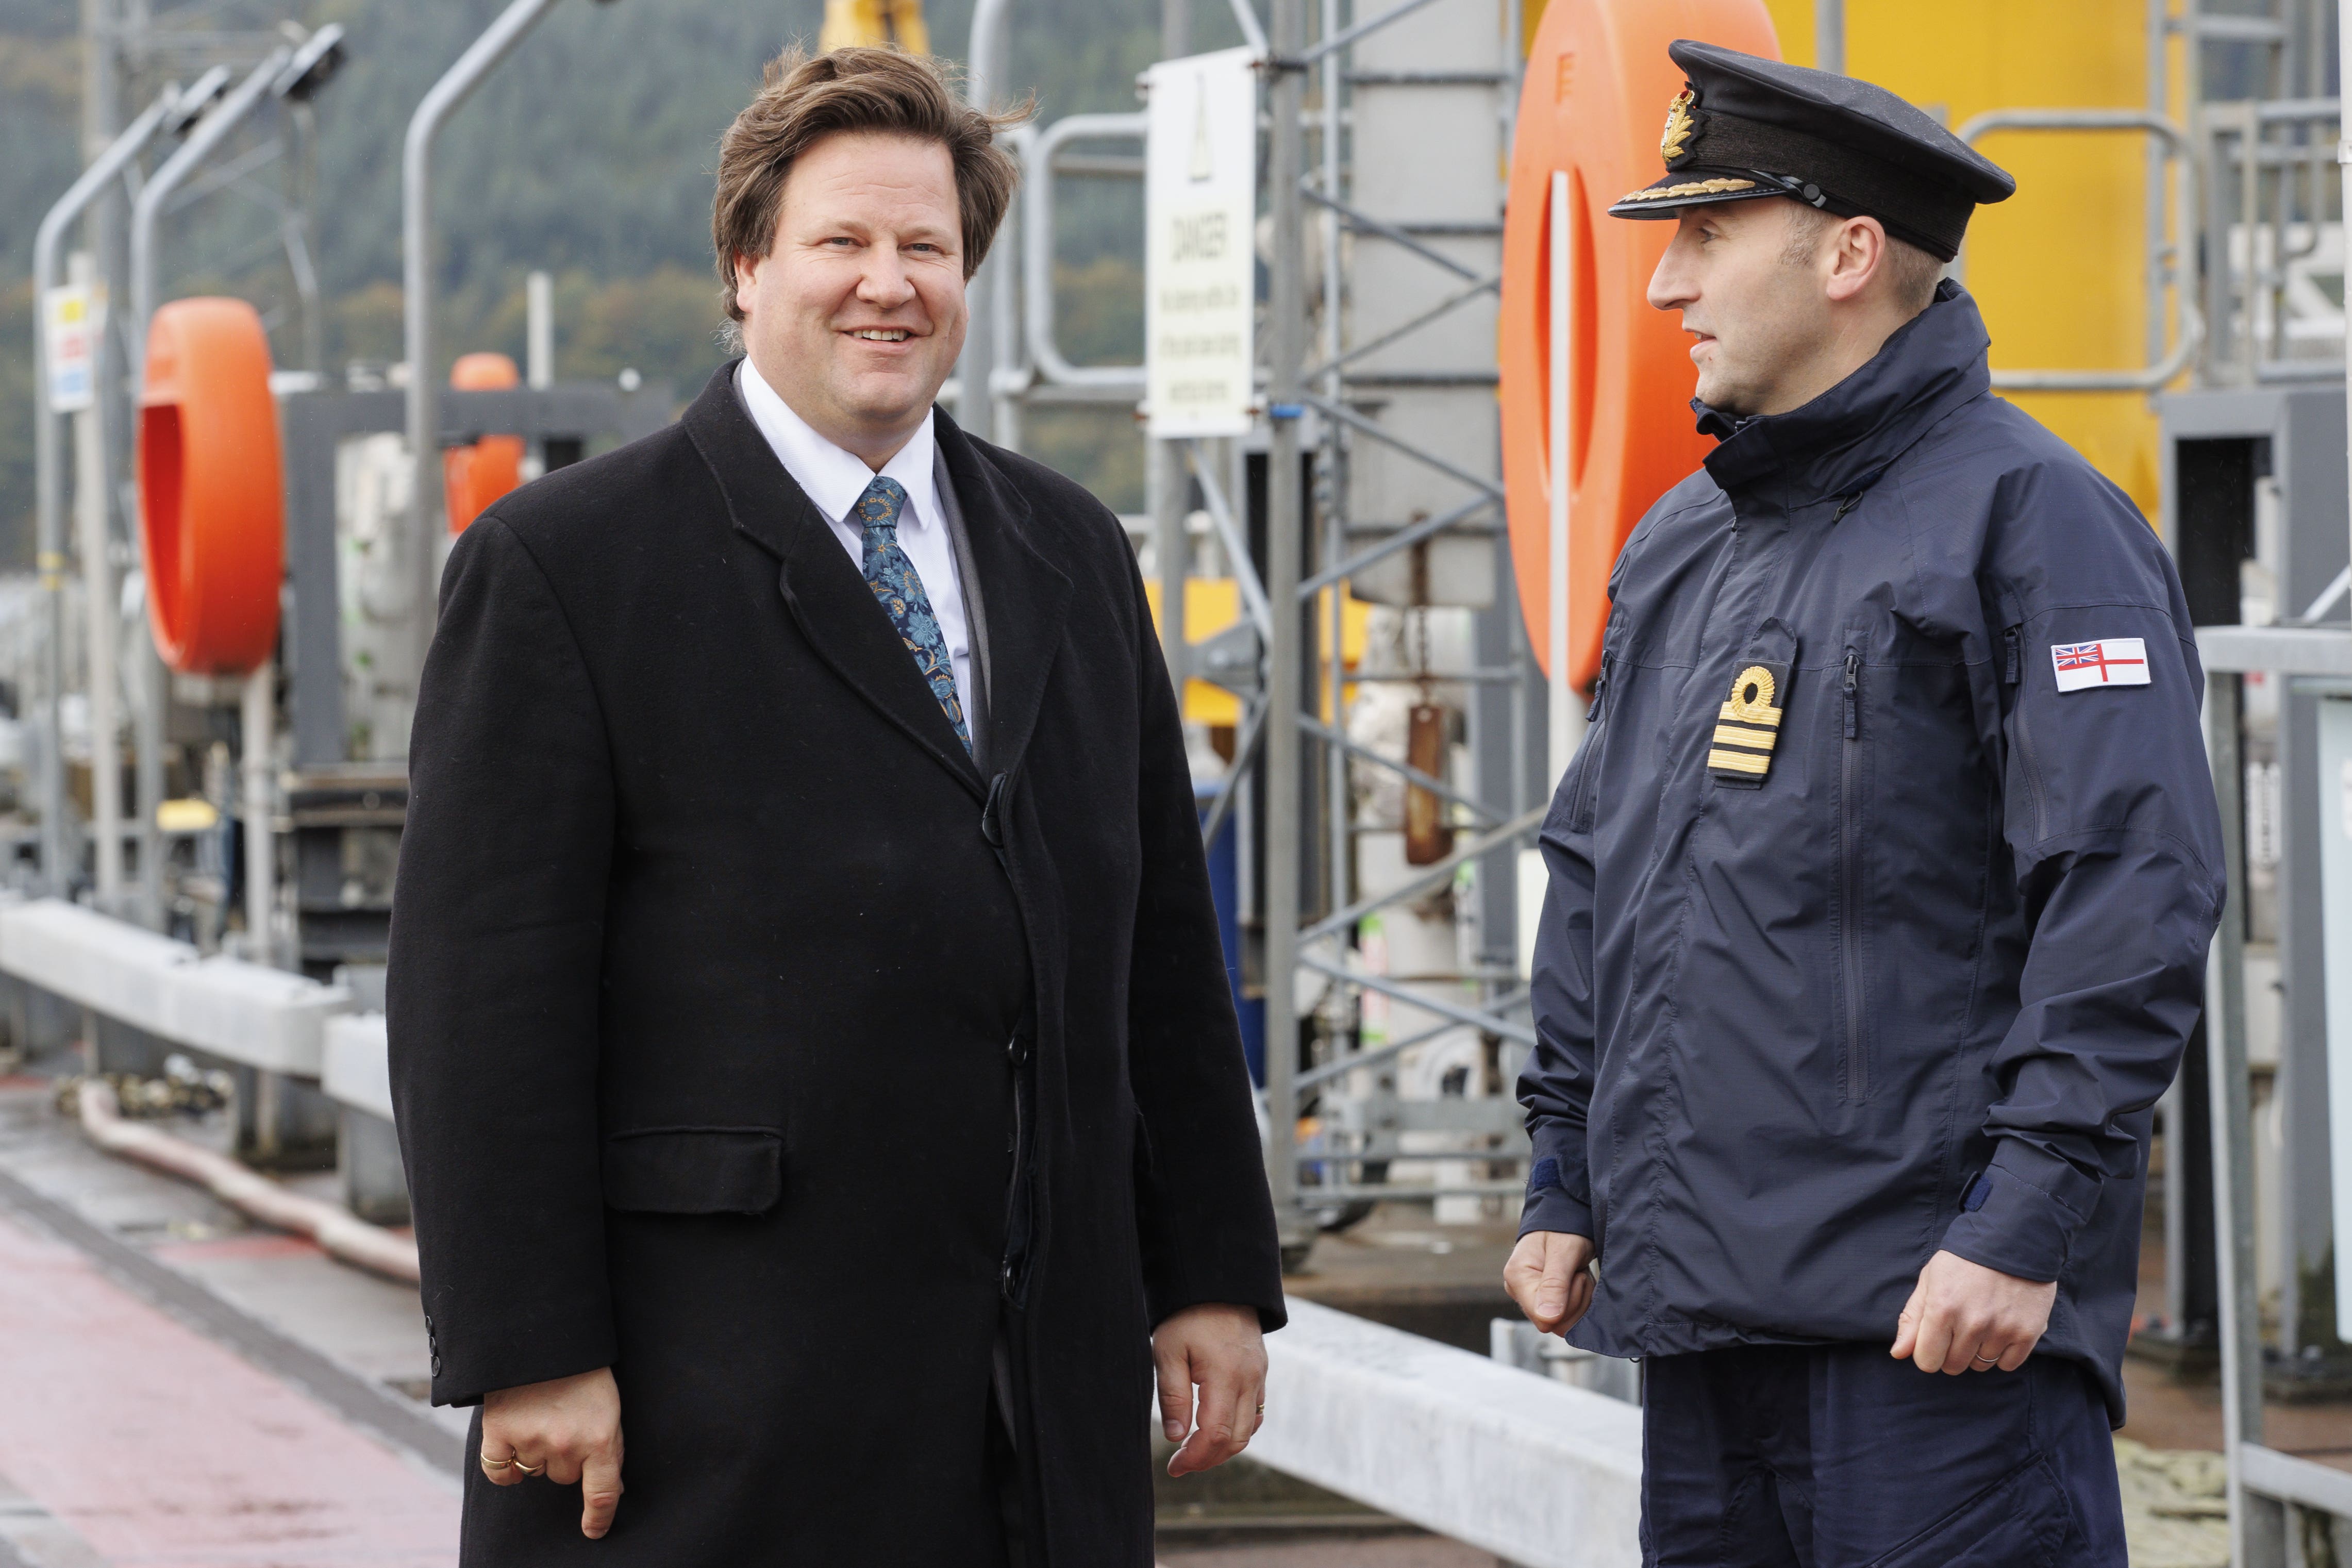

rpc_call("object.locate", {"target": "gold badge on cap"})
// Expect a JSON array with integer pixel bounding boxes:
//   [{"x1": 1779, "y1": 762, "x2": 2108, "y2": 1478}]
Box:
[
  {"x1": 1709, "y1": 660, "x2": 1789, "y2": 786},
  {"x1": 1660, "y1": 88, "x2": 1696, "y2": 166}
]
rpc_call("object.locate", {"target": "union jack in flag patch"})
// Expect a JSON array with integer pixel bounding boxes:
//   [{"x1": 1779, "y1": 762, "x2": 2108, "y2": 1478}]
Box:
[{"x1": 2051, "y1": 638, "x2": 2149, "y2": 692}]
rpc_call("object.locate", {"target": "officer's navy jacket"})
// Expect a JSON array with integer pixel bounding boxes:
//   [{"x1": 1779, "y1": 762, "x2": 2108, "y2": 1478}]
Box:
[{"x1": 1518, "y1": 281, "x2": 2224, "y2": 1423}]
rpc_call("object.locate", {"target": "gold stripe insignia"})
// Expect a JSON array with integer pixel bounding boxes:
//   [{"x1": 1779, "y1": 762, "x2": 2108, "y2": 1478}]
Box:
[
  {"x1": 1617, "y1": 177, "x2": 1759, "y2": 204},
  {"x1": 1710, "y1": 661, "x2": 1790, "y2": 788}
]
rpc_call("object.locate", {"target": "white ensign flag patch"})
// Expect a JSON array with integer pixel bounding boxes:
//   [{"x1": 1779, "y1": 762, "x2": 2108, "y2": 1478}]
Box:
[{"x1": 2051, "y1": 638, "x2": 2150, "y2": 692}]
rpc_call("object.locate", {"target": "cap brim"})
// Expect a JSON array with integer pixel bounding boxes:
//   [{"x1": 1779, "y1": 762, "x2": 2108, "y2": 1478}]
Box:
[{"x1": 1607, "y1": 168, "x2": 1799, "y2": 220}]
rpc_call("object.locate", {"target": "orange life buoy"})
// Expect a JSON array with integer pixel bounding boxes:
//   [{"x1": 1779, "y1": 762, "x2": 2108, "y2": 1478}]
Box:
[
  {"x1": 1499, "y1": 0, "x2": 1780, "y2": 691},
  {"x1": 138, "y1": 297, "x2": 284, "y2": 676},
  {"x1": 443, "y1": 351, "x2": 524, "y2": 533}
]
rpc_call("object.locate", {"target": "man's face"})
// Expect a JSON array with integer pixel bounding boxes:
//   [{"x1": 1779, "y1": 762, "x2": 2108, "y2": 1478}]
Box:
[
  {"x1": 1646, "y1": 198, "x2": 1830, "y2": 417},
  {"x1": 735, "y1": 129, "x2": 967, "y2": 463}
]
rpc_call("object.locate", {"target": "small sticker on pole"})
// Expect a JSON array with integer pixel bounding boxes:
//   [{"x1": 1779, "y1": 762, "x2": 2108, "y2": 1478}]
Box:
[{"x1": 42, "y1": 284, "x2": 105, "y2": 414}]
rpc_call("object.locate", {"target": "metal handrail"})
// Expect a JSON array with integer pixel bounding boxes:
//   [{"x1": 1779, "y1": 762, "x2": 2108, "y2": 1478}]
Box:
[
  {"x1": 130, "y1": 48, "x2": 292, "y2": 931},
  {"x1": 31, "y1": 87, "x2": 181, "y2": 894},
  {"x1": 1954, "y1": 108, "x2": 2203, "y2": 391},
  {"x1": 1022, "y1": 111, "x2": 1149, "y2": 390},
  {"x1": 404, "y1": 0, "x2": 566, "y2": 660}
]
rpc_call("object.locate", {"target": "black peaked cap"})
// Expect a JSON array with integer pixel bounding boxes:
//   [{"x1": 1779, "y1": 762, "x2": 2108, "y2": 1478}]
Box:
[{"x1": 1609, "y1": 40, "x2": 2016, "y2": 261}]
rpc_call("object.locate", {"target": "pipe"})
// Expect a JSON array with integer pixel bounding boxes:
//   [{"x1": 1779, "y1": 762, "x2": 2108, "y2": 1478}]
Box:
[
  {"x1": 241, "y1": 665, "x2": 275, "y2": 968},
  {"x1": 76, "y1": 1077, "x2": 420, "y2": 1285},
  {"x1": 130, "y1": 49, "x2": 290, "y2": 931},
  {"x1": 961, "y1": 0, "x2": 1014, "y2": 444},
  {"x1": 32, "y1": 89, "x2": 177, "y2": 898},
  {"x1": 1546, "y1": 170, "x2": 1573, "y2": 789},
  {"x1": 405, "y1": 0, "x2": 563, "y2": 688}
]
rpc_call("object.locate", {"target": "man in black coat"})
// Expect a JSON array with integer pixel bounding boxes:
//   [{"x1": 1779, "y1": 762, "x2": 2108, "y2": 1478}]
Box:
[
  {"x1": 388, "y1": 46, "x2": 1285, "y2": 1566},
  {"x1": 1502, "y1": 44, "x2": 2221, "y2": 1564}
]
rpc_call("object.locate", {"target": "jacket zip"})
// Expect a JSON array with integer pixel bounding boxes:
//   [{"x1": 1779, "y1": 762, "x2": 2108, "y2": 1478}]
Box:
[
  {"x1": 1572, "y1": 654, "x2": 1613, "y2": 831},
  {"x1": 2002, "y1": 625, "x2": 2050, "y2": 840},
  {"x1": 1839, "y1": 647, "x2": 1867, "y2": 1103}
]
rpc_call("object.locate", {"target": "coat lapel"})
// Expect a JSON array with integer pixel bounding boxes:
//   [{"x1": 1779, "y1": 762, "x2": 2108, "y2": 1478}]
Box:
[
  {"x1": 679, "y1": 362, "x2": 985, "y2": 800},
  {"x1": 932, "y1": 409, "x2": 1071, "y2": 791}
]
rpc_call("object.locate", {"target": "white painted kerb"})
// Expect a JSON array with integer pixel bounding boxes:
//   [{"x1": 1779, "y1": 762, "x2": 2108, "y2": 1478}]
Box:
[
  {"x1": 0, "y1": 898, "x2": 347, "y2": 1075},
  {"x1": 1254, "y1": 1297, "x2": 1642, "y2": 1567}
]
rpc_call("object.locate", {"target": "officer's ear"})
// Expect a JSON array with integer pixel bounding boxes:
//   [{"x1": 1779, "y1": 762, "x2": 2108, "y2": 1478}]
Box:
[{"x1": 1821, "y1": 215, "x2": 1891, "y2": 306}]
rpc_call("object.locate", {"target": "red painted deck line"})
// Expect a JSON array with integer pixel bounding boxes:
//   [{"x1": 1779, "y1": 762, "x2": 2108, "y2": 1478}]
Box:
[
  {"x1": 0, "y1": 1208, "x2": 457, "y2": 1565},
  {"x1": 151, "y1": 1231, "x2": 325, "y2": 1263}
]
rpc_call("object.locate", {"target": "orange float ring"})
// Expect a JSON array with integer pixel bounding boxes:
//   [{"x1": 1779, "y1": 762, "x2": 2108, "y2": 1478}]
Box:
[
  {"x1": 138, "y1": 297, "x2": 284, "y2": 676},
  {"x1": 443, "y1": 352, "x2": 525, "y2": 534},
  {"x1": 1499, "y1": 0, "x2": 1780, "y2": 692}
]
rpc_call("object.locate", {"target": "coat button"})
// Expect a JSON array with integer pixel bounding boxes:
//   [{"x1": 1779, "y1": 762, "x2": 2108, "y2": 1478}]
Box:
[
  {"x1": 431, "y1": 1354, "x2": 443, "y2": 1376},
  {"x1": 1006, "y1": 1035, "x2": 1030, "y2": 1067}
]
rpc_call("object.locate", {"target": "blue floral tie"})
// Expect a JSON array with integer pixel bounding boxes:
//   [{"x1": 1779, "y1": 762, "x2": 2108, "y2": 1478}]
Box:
[{"x1": 853, "y1": 475, "x2": 971, "y2": 753}]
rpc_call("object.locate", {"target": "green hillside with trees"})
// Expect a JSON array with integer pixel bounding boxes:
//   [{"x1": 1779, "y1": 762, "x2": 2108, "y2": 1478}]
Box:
[{"x1": 0, "y1": 0, "x2": 1245, "y2": 562}]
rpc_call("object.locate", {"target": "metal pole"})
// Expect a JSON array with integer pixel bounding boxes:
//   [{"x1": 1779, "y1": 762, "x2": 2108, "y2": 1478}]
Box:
[
  {"x1": 527, "y1": 269, "x2": 554, "y2": 389},
  {"x1": 1264, "y1": 0, "x2": 1309, "y2": 1254},
  {"x1": 241, "y1": 665, "x2": 275, "y2": 968},
  {"x1": 962, "y1": 0, "x2": 1013, "y2": 446},
  {"x1": 2206, "y1": 670, "x2": 2264, "y2": 1566},
  {"x1": 406, "y1": 0, "x2": 563, "y2": 687},
  {"x1": 1545, "y1": 170, "x2": 1574, "y2": 788},
  {"x1": 71, "y1": 253, "x2": 123, "y2": 912},
  {"x1": 1815, "y1": 0, "x2": 1845, "y2": 73},
  {"x1": 1153, "y1": 0, "x2": 1191, "y2": 700},
  {"x1": 130, "y1": 48, "x2": 289, "y2": 931},
  {"x1": 1320, "y1": 0, "x2": 1345, "y2": 922},
  {"x1": 34, "y1": 90, "x2": 177, "y2": 896}
]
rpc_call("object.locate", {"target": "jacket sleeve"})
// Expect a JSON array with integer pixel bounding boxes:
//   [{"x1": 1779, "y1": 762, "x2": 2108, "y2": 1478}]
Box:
[
  {"x1": 1121, "y1": 558, "x2": 1288, "y2": 1333},
  {"x1": 388, "y1": 516, "x2": 618, "y2": 1406},
  {"x1": 1941, "y1": 470, "x2": 2226, "y2": 1284},
  {"x1": 1515, "y1": 720, "x2": 1603, "y2": 1241}
]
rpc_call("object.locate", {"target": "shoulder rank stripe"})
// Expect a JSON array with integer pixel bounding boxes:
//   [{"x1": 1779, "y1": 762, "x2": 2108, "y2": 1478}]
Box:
[{"x1": 1710, "y1": 661, "x2": 1790, "y2": 787}]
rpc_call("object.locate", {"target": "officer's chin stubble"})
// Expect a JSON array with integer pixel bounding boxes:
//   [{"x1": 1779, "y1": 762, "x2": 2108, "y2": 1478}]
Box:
[{"x1": 1647, "y1": 197, "x2": 1907, "y2": 419}]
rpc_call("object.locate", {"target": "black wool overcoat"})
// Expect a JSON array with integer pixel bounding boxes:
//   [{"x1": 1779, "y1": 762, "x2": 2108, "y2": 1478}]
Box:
[{"x1": 387, "y1": 363, "x2": 1285, "y2": 1566}]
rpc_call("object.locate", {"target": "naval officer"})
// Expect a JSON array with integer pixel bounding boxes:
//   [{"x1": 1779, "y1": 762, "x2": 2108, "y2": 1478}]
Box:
[
  {"x1": 389, "y1": 45, "x2": 1281, "y2": 1566},
  {"x1": 1502, "y1": 41, "x2": 2223, "y2": 1564}
]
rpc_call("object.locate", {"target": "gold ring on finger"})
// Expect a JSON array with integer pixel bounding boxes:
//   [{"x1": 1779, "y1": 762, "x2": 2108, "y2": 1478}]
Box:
[
  {"x1": 512, "y1": 1459, "x2": 544, "y2": 1476},
  {"x1": 480, "y1": 1455, "x2": 513, "y2": 1471},
  {"x1": 1256, "y1": 1403, "x2": 1266, "y2": 1414}
]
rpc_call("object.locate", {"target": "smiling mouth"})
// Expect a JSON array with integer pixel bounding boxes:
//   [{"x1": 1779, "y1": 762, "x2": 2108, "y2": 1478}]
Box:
[{"x1": 847, "y1": 328, "x2": 913, "y2": 342}]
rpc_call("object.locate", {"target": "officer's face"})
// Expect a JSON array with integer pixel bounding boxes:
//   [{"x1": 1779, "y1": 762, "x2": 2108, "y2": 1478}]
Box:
[
  {"x1": 1646, "y1": 199, "x2": 1831, "y2": 417},
  {"x1": 733, "y1": 129, "x2": 970, "y2": 466}
]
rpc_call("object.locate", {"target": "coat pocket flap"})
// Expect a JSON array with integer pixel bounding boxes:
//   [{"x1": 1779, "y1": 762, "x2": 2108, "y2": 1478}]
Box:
[{"x1": 601, "y1": 1127, "x2": 783, "y2": 1215}]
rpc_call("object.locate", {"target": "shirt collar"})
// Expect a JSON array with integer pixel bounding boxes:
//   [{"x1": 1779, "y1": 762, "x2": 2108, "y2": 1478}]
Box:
[{"x1": 736, "y1": 356, "x2": 938, "y2": 530}]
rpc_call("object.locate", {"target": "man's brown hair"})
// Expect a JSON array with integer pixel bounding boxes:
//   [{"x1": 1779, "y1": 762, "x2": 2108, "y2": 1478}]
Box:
[{"x1": 712, "y1": 46, "x2": 1026, "y2": 328}]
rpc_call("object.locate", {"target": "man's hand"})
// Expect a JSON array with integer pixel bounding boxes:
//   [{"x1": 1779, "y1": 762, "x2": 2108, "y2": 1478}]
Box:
[
  {"x1": 481, "y1": 1367, "x2": 625, "y2": 1539},
  {"x1": 1153, "y1": 1303, "x2": 1267, "y2": 1479},
  {"x1": 1890, "y1": 1249, "x2": 2056, "y2": 1375},
  {"x1": 1505, "y1": 1230, "x2": 1596, "y2": 1336}
]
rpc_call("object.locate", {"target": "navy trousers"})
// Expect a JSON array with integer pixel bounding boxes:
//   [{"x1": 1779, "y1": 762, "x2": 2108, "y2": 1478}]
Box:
[{"x1": 1638, "y1": 1344, "x2": 2127, "y2": 1567}]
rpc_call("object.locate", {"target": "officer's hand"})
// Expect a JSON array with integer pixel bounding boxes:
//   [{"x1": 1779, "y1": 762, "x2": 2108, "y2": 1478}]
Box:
[
  {"x1": 1155, "y1": 1303, "x2": 1267, "y2": 1478},
  {"x1": 1505, "y1": 1230, "x2": 1597, "y2": 1336},
  {"x1": 481, "y1": 1366, "x2": 625, "y2": 1539},
  {"x1": 1890, "y1": 1249, "x2": 2056, "y2": 1375}
]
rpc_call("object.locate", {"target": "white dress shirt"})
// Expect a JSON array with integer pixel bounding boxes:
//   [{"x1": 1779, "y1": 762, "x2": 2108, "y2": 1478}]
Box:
[{"x1": 737, "y1": 358, "x2": 974, "y2": 726}]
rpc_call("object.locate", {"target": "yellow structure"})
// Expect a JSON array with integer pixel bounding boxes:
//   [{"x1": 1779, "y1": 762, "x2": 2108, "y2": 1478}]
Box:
[
  {"x1": 1522, "y1": 0, "x2": 2180, "y2": 519},
  {"x1": 1146, "y1": 579, "x2": 1374, "y2": 726},
  {"x1": 819, "y1": 0, "x2": 930, "y2": 54},
  {"x1": 1764, "y1": 0, "x2": 2176, "y2": 518}
]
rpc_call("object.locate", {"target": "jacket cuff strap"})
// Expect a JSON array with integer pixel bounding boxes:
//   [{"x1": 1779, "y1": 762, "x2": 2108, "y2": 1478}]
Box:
[{"x1": 1937, "y1": 1141, "x2": 2097, "y2": 1284}]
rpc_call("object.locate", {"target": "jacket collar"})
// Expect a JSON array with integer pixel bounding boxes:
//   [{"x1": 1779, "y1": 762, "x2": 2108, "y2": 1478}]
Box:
[
  {"x1": 1697, "y1": 279, "x2": 1992, "y2": 507},
  {"x1": 680, "y1": 360, "x2": 1069, "y2": 800}
]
